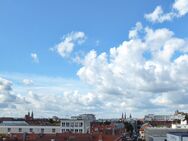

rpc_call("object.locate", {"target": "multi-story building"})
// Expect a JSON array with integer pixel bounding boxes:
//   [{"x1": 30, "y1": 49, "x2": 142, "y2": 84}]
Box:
[
  {"x1": 60, "y1": 119, "x2": 89, "y2": 133},
  {"x1": 60, "y1": 114, "x2": 96, "y2": 133},
  {"x1": 144, "y1": 112, "x2": 186, "y2": 122},
  {"x1": 144, "y1": 114, "x2": 172, "y2": 122}
]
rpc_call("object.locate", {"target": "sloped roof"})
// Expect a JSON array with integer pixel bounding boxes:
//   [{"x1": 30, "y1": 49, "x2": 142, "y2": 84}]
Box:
[{"x1": 0, "y1": 121, "x2": 29, "y2": 126}]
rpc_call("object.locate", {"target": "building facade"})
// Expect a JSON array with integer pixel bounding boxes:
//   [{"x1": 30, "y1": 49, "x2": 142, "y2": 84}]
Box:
[
  {"x1": 60, "y1": 114, "x2": 96, "y2": 133},
  {"x1": 60, "y1": 119, "x2": 89, "y2": 133},
  {"x1": 0, "y1": 125, "x2": 60, "y2": 134}
]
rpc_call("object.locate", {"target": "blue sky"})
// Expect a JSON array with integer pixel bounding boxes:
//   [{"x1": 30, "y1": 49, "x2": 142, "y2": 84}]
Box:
[
  {"x1": 0, "y1": 0, "x2": 175, "y2": 76},
  {"x1": 0, "y1": 0, "x2": 188, "y2": 118}
]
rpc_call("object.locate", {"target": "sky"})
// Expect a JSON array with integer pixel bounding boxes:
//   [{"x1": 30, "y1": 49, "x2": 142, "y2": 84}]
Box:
[{"x1": 0, "y1": 0, "x2": 188, "y2": 119}]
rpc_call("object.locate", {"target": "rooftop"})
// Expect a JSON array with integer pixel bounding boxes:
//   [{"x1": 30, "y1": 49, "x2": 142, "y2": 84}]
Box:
[{"x1": 0, "y1": 121, "x2": 29, "y2": 126}]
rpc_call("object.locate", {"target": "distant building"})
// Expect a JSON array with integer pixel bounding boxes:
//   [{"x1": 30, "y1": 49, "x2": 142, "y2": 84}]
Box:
[
  {"x1": 71, "y1": 114, "x2": 96, "y2": 121},
  {"x1": 144, "y1": 112, "x2": 186, "y2": 122},
  {"x1": 25, "y1": 111, "x2": 34, "y2": 121},
  {"x1": 144, "y1": 114, "x2": 172, "y2": 122},
  {"x1": 91, "y1": 122, "x2": 124, "y2": 135}
]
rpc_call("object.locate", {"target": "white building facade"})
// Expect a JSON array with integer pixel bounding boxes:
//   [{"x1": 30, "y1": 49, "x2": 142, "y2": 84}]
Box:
[
  {"x1": 0, "y1": 125, "x2": 60, "y2": 134},
  {"x1": 60, "y1": 114, "x2": 96, "y2": 133},
  {"x1": 60, "y1": 119, "x2": 89, "y2": 133}
]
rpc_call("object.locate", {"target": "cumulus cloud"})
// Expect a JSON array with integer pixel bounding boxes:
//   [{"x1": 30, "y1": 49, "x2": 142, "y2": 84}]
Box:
[
  {"x1": 77, "y1": 23, "x2": 188, "y2": 115},
  {"x1": 0, "y1": 77, "x2": 26, "y2": 110},
  {"x1": 173, "y1": 0, "x2": 188, "y2": 16},
  {"x1": 0, "y1": 77, "x2": 12, "y2": 92},
  {"x1": 53, "y1": 32, "x2": 86, "y2": 58},
  {"x1": 129, "y1": 22, "x2": 143, "y2": 39},
  {"x1": 145, "y1": 0, "x2": 188, "y2": 23},
  {"x1": 145, "y1": 6, "x2": 175, "y2": 23},
  {"x1": 31, "y1": 53, "x2": 39, "y2": 63}
]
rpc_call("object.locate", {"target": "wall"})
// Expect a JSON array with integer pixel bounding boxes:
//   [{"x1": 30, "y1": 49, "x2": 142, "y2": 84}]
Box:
[{"x1": 0, "y1": 126, "x2": 60, "y2": 134}]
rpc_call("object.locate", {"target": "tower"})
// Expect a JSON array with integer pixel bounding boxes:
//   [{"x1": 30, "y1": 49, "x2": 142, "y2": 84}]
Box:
[
  {"x1": 130, "y1": 114, "x2": 132, "y2": 119},
  {"x1": 124, "y1": 112, "x2": 126, "y2": 120},
  {"x1": 31, "y1": 111, "x2": 34, "y2": 119},
  {"x1": 121, "y1": 113, "x2": 124, "y2": 121}
]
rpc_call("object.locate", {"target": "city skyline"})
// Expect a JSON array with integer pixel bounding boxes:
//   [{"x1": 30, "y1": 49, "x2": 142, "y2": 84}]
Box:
[{"x1": 0, "y1": 0, "x2": 188, "y2": 118}]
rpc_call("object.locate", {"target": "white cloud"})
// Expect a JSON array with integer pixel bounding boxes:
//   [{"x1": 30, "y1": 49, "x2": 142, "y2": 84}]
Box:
[
  {"x1": 173, "y1": 0, "x2": 188, "y2": 16},
  {"x1": 145, "y1": 0, "x2": 188, "y2": 23},
  {"x1": 31, "y1": 53, "x2": 39, "y2": 63},
  {"x1": 77, "y1": 23, "x2": 188, "y2": 115},
  {"x1": 145, "y1": 6, "x2": 175, "y2": 23},
  {"x1": 0, "y1": 77, "x2": 12, "y2": 92},
  {"x1": 0, "y1": 77, "x2": 27, "y2": 110},
  {"x1": 54, "y1": 31, "x2": 86, "y2": 58},
  {"x1": 129, "y1": 22, "x2": 143, "y2": 39}
]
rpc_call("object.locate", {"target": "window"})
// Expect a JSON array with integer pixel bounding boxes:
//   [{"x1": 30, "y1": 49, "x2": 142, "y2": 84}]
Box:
[
  {"x1": 71, "y1": 122, "x2": 74, "y2": 127},
  {"x1": 66, "y1": 122, "x2": 70, "y2": 127},
  {"x1": 75, "y1": 129, "x2": 78, "y2": 133},
  {"x1": 79, "y1": 129, "x2": 82, "y2": 133},
  {"x1": 62, "y1": 129, "x2": 65, "y2": 133},
  {"x1": 41, "y1": 128, "x2": 44, "y2": 133},
  {"x1": 18, "y1": 128, "x2": 22, "y2": 132},
  {"x1": 8, "y1": 128, "x2": 11, "y2": 132},
  {"x1": 66, "y1": 129, "x2": 69, "y2": 132},
  {"x1": 30, "y1": 128, "x2": 33, "y2": 132},
  {"x1": 52, "y1": 128, "x2": 56, "y2": 133},
  {"x1": 79, "y1": 122, "x2": 83, "y2": 127},
  {"x1": 75, "y1": 122, "x2": 78, "y2": 127},
  {"x1": 71, "y1": 129, "x2": 74, "y2": 132},
  {"x1": 62, "y1": 122, "x2": 65, "y2": 127}
]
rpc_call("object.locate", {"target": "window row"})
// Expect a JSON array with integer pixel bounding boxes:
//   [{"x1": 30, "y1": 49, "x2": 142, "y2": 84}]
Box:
[
  {"x1": 61, "y1": 129, "x2": 83, "y2": 133},
  {"x1": 7, "y1": 128, "x2": 56, "y2": 133},
  {"x1": 62, "y1": 122, "x2": 83, "y2": 127}
]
